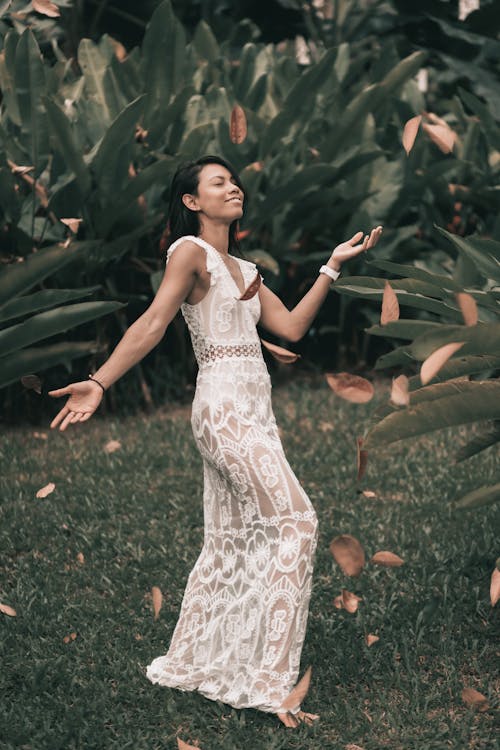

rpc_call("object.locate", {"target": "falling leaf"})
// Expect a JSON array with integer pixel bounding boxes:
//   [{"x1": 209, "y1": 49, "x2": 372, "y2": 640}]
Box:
[
  {"x1": 346, "y1": 744, "x2": 365, "y2": 750},
  {"x1": 235, "y1": 228, "x2": 251, "y2": 241},
  {"x1": 36, "y1": 482, "x2": 55, "y2": 498},
  {"x1": 380, "y1": 280, "x2": 399, "y2": 324},
  {"x1": 326, "y1": 373, "x2": 374, "y2": 403},
  {"x1": 356, "y1": 437, "x2": 368, "y2": 481},
  {"x1": 239, "y1": 271, "x2": 261, "y2": 300},
  {"x1": 21, "y1": 374, "x2": 42, "y2": 394},
  {"x1": 329, "y1": 534, "x2": 365, "y2": 576},
  {"x1": 366, "y1": 634, "x2": 379, "y2": 647},
  {"x1": 390, "y1": 374, "x2": 409, "y2": 406},
  {"x1": 341, "y1": 589, "x2": 362, "y2": 613},
  {"x1": 246, "y1": 161, "x2": 263, "y2": 172},
  {"x1": 9, "y1": 162, "x2": 34, "y2": 174},
  {"x1": 420, "y1": 342, "x2": 465, "y2": 385},
  {"x1": 333, "y1": 595, "x2": 344, "y2": 609},
  {"x1": 490, "y1": 567, "x2": 500, "y2": 607},
  {"x1": 362, "y1": 490, "x2": 377, "y2": 498},
  {"x1": 455, "y1": 292, "x2": 478, "y2": 326},
  {"x1": 319, "y1": 421, "x2": 334, "y2": 432},
  {"x1": 371, "y1": 550, "x2": 404, "y2": 567},
  {"x1": 422, "y1": 123, "x2": 455, "y2": 153},
  {"x1": 32, "y1": 0, "x2": 60, "y2": 17},
  {"x1": 177, "y1": 738, "x2": 202, "y2": 750},
  {"x1": 0, "y1": 603, "x2": 16, "y2": 617},
  {"x1": 402, "y1": 114, "x2": 422, "y2": 155},
  {"x1": 152, "y1": 586, "x2": 162, "y2": 620},
  {"x1": 461, "y1": 687, "x2": 489, "y2": 712},
  {"x1": 230, "y1": 104, "x2": 247, "y2": 144},
  {"x1": 108, "y1": 36, "x2": 127, "y2": 61},
  {"x1": 104, "y1": 440, "x2": 121, "y2": 454},
  {"x1": 260, "y1": 339, "x2": 300, "y2": 364},
  {"x1": 279, "y1": 666, "x2": 312, "y2": 712},
  {"x1": 76, "y1": 552, "x2": 84, "y2": 565},
  {"x1": 63, "y1": 632, "x2": 77, "y2": 643},
  {"x1": 60, "y1": 218, "x2": 82, "y2": 234}
]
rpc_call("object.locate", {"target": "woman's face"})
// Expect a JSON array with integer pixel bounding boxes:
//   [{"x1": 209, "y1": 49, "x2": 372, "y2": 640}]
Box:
[{"x1": 182, "y1": 163, "x2": 244, "y2": 223}]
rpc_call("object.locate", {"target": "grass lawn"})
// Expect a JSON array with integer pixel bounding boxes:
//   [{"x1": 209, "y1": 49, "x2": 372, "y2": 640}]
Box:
[{"x1": 1, "y1": 375, "x2": 498, "y2": 750}]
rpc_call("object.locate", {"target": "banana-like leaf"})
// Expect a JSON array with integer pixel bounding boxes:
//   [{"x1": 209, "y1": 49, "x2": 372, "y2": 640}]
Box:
[
  {"x1": 366, "y1": 320, "x2": 442, "y2": 340},
  {"x1": 243, "y1": 249, "x2": 280, "y2": 275},
  {"x1": 43, "y1": 97, "x2": 92, "y2": 197},
  {"x1": 407, "y1": 354, "x2": 500, "y2": 388},
  {"x1": 436, "y1": 226, "x2": 500, "y2": 283},
  {"x1": 193, "y1": 20, "x2": 219, "y2": 64},
  {"x1": 363, "y1": 380, "x2": 500, "y2": 449},
  {"x1": 409, "y1": 322, "x2": 500, "y2": 360},
  {"x1": 0, "y1": 286, "x2": 100, "y2": 323},
  {"x1": 374, "y1": 345, "x2": 415, "y2": 369},
  {"x1": 15, "y1": 29, "x2": 49, "y2": 177},
  {"x1": 454, "y1": 482, "x2": 500, "y2": 510},
  {"x1": 234, "y1": 43, "x2": 257, "y2": 101},
  {"x1": 364, "y1": 258, "x2": 463, "y2": 292},
  {"x1": 455, "y1": 421, "x2": 500, "y2": 463},
  {"x1": 0, "y1": 301, "x2": 125, "y2": 357},
  {"x1": 0, "y1": 341, "x2": 102, "y2": 389},
  {"x1": 92, "y1": 95, "x2": 145, "y2": 198},
  {"x1": 0, "y1": 166, "x2": 21, "y2": 223},
  {"x1": 0, "y1": 29, "x2": 21, "y2": 126},
  {"x1": 0, "y1": 241, "x2": 100, "y2": 306},
  {"x1": 78, "y1": 38, "x2": 115, "y2": 128}
]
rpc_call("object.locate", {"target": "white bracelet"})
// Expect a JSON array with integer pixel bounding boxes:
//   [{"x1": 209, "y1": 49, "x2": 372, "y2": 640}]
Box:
[{"x1": 319, "y1": 264, "x2": 341, "y2": 281}]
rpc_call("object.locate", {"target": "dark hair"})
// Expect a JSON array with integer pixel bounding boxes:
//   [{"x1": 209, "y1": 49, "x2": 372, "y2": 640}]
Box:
[{"x1": 166, "y1": 155, "x2": 245, "y2": 256}]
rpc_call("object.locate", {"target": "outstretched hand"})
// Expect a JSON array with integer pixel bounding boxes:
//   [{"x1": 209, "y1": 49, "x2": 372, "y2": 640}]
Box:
[
  {"x1": 48, "y1": 380, "x2": 103, "y2": 431},
  {"x1": 331, "y1": 226, "x2": 383, "y2": 266}
]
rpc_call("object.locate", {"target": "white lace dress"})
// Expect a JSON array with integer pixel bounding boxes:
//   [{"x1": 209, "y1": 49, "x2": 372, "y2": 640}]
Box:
[{"x1": 145, "y1": 235, "x2": 319, "y2": 715}]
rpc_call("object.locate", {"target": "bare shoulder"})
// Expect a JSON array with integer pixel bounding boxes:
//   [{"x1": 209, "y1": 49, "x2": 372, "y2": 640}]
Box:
[{"x1": 167, "y1": 239, "x2": 205, "y2": 273}]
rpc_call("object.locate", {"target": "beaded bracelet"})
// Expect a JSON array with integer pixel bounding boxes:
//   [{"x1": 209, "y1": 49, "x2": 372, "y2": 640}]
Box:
[{"x1": 88, "y1": 374, "x2": 106, "y2": 393}]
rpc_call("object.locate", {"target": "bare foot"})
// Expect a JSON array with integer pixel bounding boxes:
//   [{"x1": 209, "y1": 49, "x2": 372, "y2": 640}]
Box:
[{"x1": 277, "y1": 710, "x2": 320, "y2": 728}]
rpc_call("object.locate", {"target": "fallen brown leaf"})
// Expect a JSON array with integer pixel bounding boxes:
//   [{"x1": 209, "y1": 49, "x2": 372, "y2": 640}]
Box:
[
  {"x1": 152, "y1": 586, "x2": 162, "y2": 620},
  {"x1": 333, "y1": 594, "x2": 344, "y2": 609},
  {"x1": 490, "y1": 567, "x2": 500, "y2": 607},
  {"x1": 326, "y1": 373, "x2": 374, "y2": 403},
  {"x1": 345, "y1": 744, "x2": 365, "y2": 750},
  {"x1": 0, "y1": 603, "x2": 17, "y2": 617},
  {"x1": 380, "y1": 280, "x2": 400, "y2": 324},
  {"x1": 461, "y1": 687, "x2": 489, "y2": 712},
  {"x1": 76, "y1": 552, "x2": 85, "y2": 565},
  {"x1": 341, "y1": 589, "x2": 362, "y2": 613},
  {"x1": 230, "y1": 104, "x2": 247, "y2": 144},
  {"x1": 104, "y1": 440, "x2": 121, "y2": 454},
  {"x1": 63, "y1": 632, "x2": 77, "y2": 643},
  {"x1": 420, "y1": 342, "x2": 465, "y2": 385},
  {"x1": 329, "y1": 534, "x2": 365, "y2": 576},
  {"x1": 261, "y1": 339, "x2": 300, "y2": 364},
  {"x1": 390, "y1": 374, "x2": 409, "y2": 406},
  {"x1": 279, "y1": 665, "x2": 312, "y2": 712},
  {"x1": 177, "y1": 738, "x2": 202, "y2": 750},
  {"x1": 32, "y1": 431, "x2": 48, "y2": 440},
  {"x1": 361, "y1": 490, "x2": 377, "y2": 498},
  {"x1": 36, "y1": 482, "x2": 55, "y2": 498},
  {"x1": 402, "y1": 114, "x2": 422, "y2": 156},
  {"x1": 371, "y1": 550, "x2": 404, "y2": 567},
  {"x1": 319, "y1": 421, "x2": 335, "y2": 432},
  {"x1": 455, "y1": 292, "x2": 478, "y2": 326},
  {"x1": 366, "y1": 634, "x2": 379, "y2": 647},
  {"x1": 21, "y1": 374, "x2": 42, "y2": 394}
]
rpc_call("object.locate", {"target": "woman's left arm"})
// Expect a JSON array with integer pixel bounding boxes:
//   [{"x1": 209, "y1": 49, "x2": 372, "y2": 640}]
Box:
[{"x1": 258, "y1": 226, "x2": 382, "y2": 342}]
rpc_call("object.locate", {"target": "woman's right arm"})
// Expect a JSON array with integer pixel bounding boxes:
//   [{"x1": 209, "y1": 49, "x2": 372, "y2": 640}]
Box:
[{"x1": 49, "y1": 241, "x2": 203, "y2": 430}]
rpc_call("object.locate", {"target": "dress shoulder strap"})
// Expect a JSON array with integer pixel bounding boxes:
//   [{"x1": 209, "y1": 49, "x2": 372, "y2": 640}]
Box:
[{"x1": 165, "y1": 235, "x2": 220, "y2": 287}]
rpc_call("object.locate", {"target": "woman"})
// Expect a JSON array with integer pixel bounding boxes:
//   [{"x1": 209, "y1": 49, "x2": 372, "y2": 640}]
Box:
[{"x1": 49, "y1": 155, "x2": 382, "y2": 728}]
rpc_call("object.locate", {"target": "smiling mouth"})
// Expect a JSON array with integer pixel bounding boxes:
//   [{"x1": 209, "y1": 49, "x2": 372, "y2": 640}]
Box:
[{"x1": 226, "y1": 197, "x2": 242, "y2": 203}]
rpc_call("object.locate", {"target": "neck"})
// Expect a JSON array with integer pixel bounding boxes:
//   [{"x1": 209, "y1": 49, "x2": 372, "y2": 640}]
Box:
[{"x1": 198, "y1": 222, "x2": 231, "y2": 255}]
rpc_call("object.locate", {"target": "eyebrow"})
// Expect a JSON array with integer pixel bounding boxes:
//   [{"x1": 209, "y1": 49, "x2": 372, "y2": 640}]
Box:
[{"x1": 209, "y1": 174, "x2": 236, "y2": 181}]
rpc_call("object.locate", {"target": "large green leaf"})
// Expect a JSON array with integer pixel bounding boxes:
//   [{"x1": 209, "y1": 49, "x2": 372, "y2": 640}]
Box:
[
  {"x1": 363, "y1": 381, "x2": 500, "y2": 449},
  {"x1": 77, "y1": 38, "x2": 115, "y2": 128},
  {"x1": 365, "y1": 320, "x2": 442, "y2": 340},
  {"x1": 0, "y1": 341, "x2": 102, "y2": 389},
  {"x1": 455, "y1": 421, "x2": 500, "y2": 463},
  {"x1": 0, "y1": 287, "x2": 100, "y2": 324},
  {"x1": 43, "y1": 97, "x2": 92, "y2": 198},
  {"x1": 436, "y1": 226, "x2": 500, "y2": 283},
  {"x1": 15, "y1": 29, "x2": 49, "y2": 177},
  {"x1": 364, "y1": 258, "x2": 463, "y2": 292},
  {"x1": 454, "y1": 482, "x2": 500, "y2": 510},
  {"x1": 0, "y1": 301, "x2": 125, "y2": 356},
  {"x1": 408, "y1": 355, "x2": 500, "y2": 388},
  {"x1": 0, "y1": 241, "x2": 100, "y2": 306},
  {"x1": 409, "y1": 322, "x2": 500, "y2": 360}
]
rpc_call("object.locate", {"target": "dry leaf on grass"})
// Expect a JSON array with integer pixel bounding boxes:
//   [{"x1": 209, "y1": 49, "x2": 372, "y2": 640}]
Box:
[
  {"x1": 63, "y1": 632, "x2": 77, "y2": 643},
  {"x1": 362, "y1": 490, "x2": 377, "y2": 498},
  {"x1": 0, "y1": 603, "x2": 17, "y2": 617},
  {"x1": 333, "y1": 594, "x2": 344, "y2": 609},
  {"x1": 319, "y1": 421, "x2": 335, "y2": 432},
  {"x1": 345, "y1": 744, "x2": 365, "y2": 750},
  {"x1": 390, "y1": 374, "x2": 409, "y2": 406},
  {"x1": 341, "y1": 589, "x2": 362, "y2": 613},
  {"x1": 455, "y1": 292, "x2": 478, "y2": 326},
  {"x1": 326, "y1": 373, "x2": 374, "y2": 403},
  {"x1": 490, "y1": 567, "x2": 500, "y2": 607},
  {"x1": 36, "y1": 482, "x2": 55, "y2": 498},
  {"x1": 402, "y1": 115, "x2": 422, "y2": 155},
  {"x1": 461, "y1": 687, "x2": 489, "y2": 712},
  {"x1": 279, "y1": 665, "x2": 312, "y2": 711},
  {"x1": 76, "y1": 552, "x2": 84, "y2": 565},
  {"x1": 230, "y1": 104, "x2": 247, "y2": 144},
  {"x1": 380, "y1": 280, "x2": 399, "y2": 324},
  {"x1": 371, "y1": 550, "x2": 404, "y2": 567},
  {"x1": 420, "y1": 342, "x2": 465, "y2": 385},
  {"x1": 356, "y1": 437, "x2": 368, "y2": 481},
  {"x1": 33, "y1": 0, "x2": 60, "y2": 17},
  {"x1": 32, "y1": 431, "x2": 48, "y2": 440},
  {"x1": 329, "y1": 534, "x2": 365, "y2": 576},
  {"x1": 261, "y1": 339, "x2": 300, "y2": 363},
  {"x1": 21, "y1": 374, "x2": 42, "y2": 394},
  {"x1": 366, "y1": 634, "x2": 379, "y2": 647},
  {"x1": 104, "y1": 440, "x2": 121, "y2": 454},
  {"x1": 152, "y1": 586, "x2": 162, "y2": 620},
  {"x1": 177, "y1": 738, "x2": 202, "y2": 750},
  {"x1": 239, "y1": 271, "x2": 261, "y2": 300}
]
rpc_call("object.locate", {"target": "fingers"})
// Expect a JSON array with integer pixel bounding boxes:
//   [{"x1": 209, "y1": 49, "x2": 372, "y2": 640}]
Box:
[
  {"x1": 48, "y1": 386, "x2": 71, "y2": 398},
  {"x1": 50, "y1": 406, "x2": 69, "y2": 430},
  {"x1": 80, "y1": 412, "x2": 93, "y2": 422},
  {"x1": 348, "y1": 231, "x2": 364, "y2": 245},
  {"x1": 59, "y1": 410, "x2": 76, "y2": 432}
]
